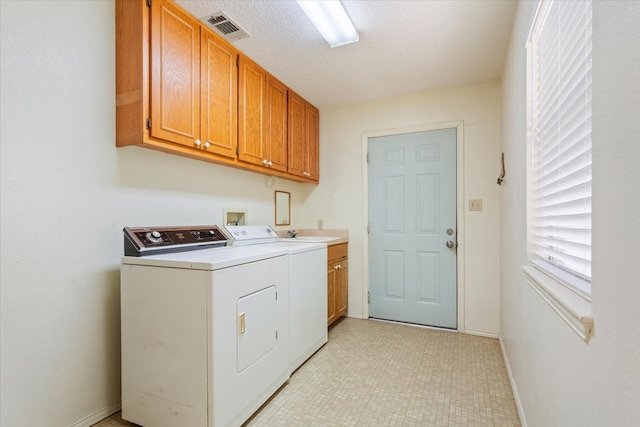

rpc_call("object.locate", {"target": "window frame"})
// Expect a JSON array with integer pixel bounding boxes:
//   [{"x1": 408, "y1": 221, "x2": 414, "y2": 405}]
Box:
[{"x1": 524, "y1": 0, "x2": 594, "y2": 342}]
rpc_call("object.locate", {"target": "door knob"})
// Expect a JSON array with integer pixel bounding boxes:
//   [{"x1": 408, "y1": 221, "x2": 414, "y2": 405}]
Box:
[{"x1": 446, "y1": 240, "x2": 455, "y2": 248}]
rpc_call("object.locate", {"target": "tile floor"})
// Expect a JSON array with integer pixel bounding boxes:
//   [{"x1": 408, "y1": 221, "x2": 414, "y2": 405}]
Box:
[{"x1": 95, "y1": 318, "x2": 520, "y2": 426}]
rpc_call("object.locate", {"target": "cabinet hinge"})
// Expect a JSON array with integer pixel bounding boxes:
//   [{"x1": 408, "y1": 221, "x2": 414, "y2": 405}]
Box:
[
  {"x1": 236, "y1": 54, "x2": 239, "y2": 67},
  {"x1": 146, "y1": 0, "x2": 151, "y2": 7},
  {"x1": 275, "y1": 291, "x2": 278, "y2": 301},
  {"x1": 236, "y1": 146, "x2": 239, "y2": 156},
  {"x1": 276, "y1": 330, "x2": 278, "y2": 340},
  {"x1": 146, "y1": 118, "x2": 151, "y2": 129}
]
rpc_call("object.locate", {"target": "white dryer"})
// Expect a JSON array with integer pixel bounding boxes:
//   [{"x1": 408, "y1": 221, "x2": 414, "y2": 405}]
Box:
[
  {"x1": 225, "y1": 225, "x2": 328, "y2": 372},
  {"x1": 120, "y1": 225, "x2": 290, "y2": 427}
]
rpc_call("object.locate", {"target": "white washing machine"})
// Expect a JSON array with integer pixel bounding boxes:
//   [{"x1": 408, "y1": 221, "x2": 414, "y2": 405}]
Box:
[
  {"x1": 120, "y1": 225, "x2": 290, "y2": 427},
  {"x1": 224, "y1": 225, "x2": 328, "y2": 372}
]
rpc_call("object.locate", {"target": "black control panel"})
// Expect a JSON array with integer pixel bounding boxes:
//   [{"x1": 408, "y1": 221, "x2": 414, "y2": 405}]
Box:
[{"x1": 123, "y1": 225, "x2": 228, "y2": 256}]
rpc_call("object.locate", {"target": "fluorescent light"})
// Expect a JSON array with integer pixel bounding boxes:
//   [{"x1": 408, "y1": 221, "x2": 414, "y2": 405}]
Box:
[{"x1": 296, "y1": 0, "x2": 359, "y2": 48}]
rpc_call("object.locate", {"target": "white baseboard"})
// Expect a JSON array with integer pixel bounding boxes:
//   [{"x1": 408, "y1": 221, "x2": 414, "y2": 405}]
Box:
[
  {"x1": 69, "y1": 401, "x2": 121, "y2": 427},
  {"x1": 464, "y1": 328, "x2": 498, "y2": 339},
  {"x1": 499, "y1": 335, "x2": 527, "y2": 427}
]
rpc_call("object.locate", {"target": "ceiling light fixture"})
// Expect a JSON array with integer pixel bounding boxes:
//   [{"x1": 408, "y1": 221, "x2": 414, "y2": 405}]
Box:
[{"x1": 296, "y1": 0, "x2": 359, "y2": 48}]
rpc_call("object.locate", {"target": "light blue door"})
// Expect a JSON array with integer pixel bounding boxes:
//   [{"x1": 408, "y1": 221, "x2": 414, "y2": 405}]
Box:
[{"x1": 368, "y1": 128, "x2": 457, "y2": 328}]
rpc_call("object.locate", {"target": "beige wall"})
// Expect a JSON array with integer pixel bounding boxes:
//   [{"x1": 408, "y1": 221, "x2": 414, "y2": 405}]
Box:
[
  {"x1": 303, "y1": 81, "x2": 502, "y2": 337},
  {"x1": 0, "y1": 2, "x2": 312, "y2": 426},
  {"x1": 500, "y1": 1, "x2": 640, "y2": 425}
]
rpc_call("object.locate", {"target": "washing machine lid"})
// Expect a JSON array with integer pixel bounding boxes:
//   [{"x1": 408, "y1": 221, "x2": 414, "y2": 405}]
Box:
[
  {"x1": 270, "y1": 240, "x2": 327, "y2": 254},
  {"x1": 122, "y1": 244, "x2": 288, "y2": 270},
  {"x1": 224, "y1": 225, "x2": 279, "y2": 246}
]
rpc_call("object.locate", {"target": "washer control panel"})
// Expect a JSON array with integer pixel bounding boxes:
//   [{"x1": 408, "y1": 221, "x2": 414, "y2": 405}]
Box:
[
  {"x1": 223, "y1": 225, "x2": 278, "y2": 246},
  {"x1": 123, "y1": 225, "x2": 228, "y2": 256}
]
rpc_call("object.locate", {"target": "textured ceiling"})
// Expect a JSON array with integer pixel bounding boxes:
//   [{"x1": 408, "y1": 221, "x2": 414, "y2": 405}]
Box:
[{"x1": 177, "y1": 0, "x2": 518, "y2": 108}]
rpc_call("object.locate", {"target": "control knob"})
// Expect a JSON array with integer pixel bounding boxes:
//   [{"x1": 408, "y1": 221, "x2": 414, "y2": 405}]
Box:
[{"x1": 146, "y1": 231, "x2": 163, "y2": 243}]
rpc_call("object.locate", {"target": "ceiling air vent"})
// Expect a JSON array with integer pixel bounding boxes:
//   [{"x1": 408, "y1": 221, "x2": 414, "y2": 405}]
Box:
[{"x1": 200, "y1": 12, "x2": 250, "y2": 42}]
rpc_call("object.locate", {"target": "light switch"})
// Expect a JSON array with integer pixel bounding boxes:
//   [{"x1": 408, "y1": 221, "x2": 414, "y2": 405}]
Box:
[{"x1": 469, "y1": 199, "x2": 483, "y2": 211}]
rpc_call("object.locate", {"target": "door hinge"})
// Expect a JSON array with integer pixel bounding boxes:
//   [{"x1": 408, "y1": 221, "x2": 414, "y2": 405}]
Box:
[
  {"x1": 367, "y1": 223, "x2": 370, "y2": 234},
  {"x1": 146, "y1": 118, "x2": 151, "y2": 129},
  {"x1": 276, "y1": 330, "x2": 278, "y2": 339},
  {"x1": 275, "y1": 291, "x2": 278, "y2": 301},
  {"x1": 367, "y1": 152, "x2": 369, "y2": 163},
  {"x1": 368, "y1": 291, "x2": 371, "y2": 303}
]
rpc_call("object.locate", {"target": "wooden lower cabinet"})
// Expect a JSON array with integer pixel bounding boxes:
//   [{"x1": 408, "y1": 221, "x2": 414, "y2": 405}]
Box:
[{"x1": 327, "y1": 243, "x2": 348, "y2": 326}]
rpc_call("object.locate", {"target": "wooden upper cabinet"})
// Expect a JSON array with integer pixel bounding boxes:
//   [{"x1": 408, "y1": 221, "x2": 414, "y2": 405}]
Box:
[
  {"x1": 238, "y1": 55, "x2": 267, "y2": 166},
  {"x1": 116, "y1": 0, "x2": 320, "y2": 184},
  {"x1": 200, "y1": 30, "x2": 238, "y2": 159},
  {"x1": 288, "y1": 91, "x2": 320, "y2": 182},
  {"x1": 238, "y1": 54, "x2": 288, "y2": 172},
  {"x1": 266, "y1": 76, "x2": 288, "y2": 172},
  {"x1": 305, "y1": 103, "x2": 320, "y2": 181},
  {"x1": 150, "y1": 0, "x2": 201, "y2": 147},
  {"x1": 287, "y1": 92, "x2": 306, "y2": 177}
]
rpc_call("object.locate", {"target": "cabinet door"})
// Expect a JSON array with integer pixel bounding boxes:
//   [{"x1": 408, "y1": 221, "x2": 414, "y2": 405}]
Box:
[
  {"x1": 305, "y1": 103, "x2": 320, "y2": 181},
  {"x1": 327, "y1": 264, "x2": 337, "y2": 325},
  {"x1": 287, "y1": 91, "x2": 306, "y2": 178},
  {"x1": 238, "y1": 55, "x2": 267, "y2": 166},
  {"x1": 337, "y1": 260, "x2": 348, "y2": 317},
  {"x1": 287, "y1": 91, "x2": 319, "y2": 182},
  {"x1": 150, "y1": 0, "x2": 200, "y2": 147},
  {"x1": 200, "y1": 31, "x2": 238, "y2": 159},
  {"x1": 266, "y1": 76, "x2": 288, "y2": 172}
]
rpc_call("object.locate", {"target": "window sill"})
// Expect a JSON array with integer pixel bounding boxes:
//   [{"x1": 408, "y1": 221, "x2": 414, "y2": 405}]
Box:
[{"x1": 522, "y1": 265, "x2": 594, "y2": 343}]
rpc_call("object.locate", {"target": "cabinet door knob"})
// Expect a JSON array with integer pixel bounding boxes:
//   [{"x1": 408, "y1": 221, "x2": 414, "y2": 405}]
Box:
[
  {"x1": 267, "y1": 160, "x2": 273, "y2": 167},
  {"x1": 194, "y1": 139, "x2": 202, "y2": 147},
  {"x1": 204, "y1": 141, "x2": 211, "y2": 149},
  {"x1": 262, "y1": 159, "x2": 268, "y2": 165}
]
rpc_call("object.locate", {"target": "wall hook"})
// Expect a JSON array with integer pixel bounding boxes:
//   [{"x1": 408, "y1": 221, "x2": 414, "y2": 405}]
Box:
[{"x1": 497, "y1": 152, "x2": 506, "y2": 185}]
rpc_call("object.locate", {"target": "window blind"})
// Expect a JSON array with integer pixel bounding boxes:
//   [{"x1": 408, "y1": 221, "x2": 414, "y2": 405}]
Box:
[{"x1": 528, "y1": 0, "x2": 592, "y2": 297}]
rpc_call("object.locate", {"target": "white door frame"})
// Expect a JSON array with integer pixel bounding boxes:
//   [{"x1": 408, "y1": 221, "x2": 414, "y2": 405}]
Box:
[{"x1": 361, "y1": 121, "x2": 466, "y2": 332}]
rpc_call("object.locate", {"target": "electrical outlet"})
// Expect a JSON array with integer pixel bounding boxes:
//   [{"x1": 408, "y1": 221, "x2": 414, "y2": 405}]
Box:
[
  {"x1": 469, "y1": 199, "x2": 483, "y2": 211},
  {"x1": 317, "y1": 219, "x2": 324, "y2": 230}
]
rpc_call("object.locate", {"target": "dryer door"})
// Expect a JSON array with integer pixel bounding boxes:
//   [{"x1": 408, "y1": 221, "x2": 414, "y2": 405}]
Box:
[{"x1": 237, "y1": 285, "x2": 277, "y2": 372}]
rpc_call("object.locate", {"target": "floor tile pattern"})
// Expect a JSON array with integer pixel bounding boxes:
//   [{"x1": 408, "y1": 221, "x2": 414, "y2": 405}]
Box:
[{"x1": 95, "y1": 318, "x2": 520, "y2": 426}]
